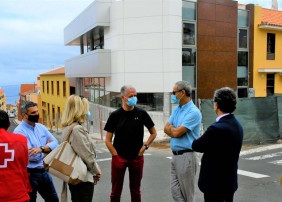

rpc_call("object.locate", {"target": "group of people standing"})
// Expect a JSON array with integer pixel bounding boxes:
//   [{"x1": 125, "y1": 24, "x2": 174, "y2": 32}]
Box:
[{"x1": 0, "y1": 80, "x2": 243, "y2": 202}]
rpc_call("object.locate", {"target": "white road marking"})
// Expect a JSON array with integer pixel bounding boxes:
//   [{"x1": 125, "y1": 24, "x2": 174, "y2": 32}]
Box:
[
  {"x1": 240, "y1": 144, "x2": 282, "y2": 156},
  {"x1": 243, "y1": 151, "x2": 282, "y2": 160},
  {"x1": 97, "y1": 158, "x2": 112, "y2": 162},
  {"x1": 237, "y1": 170, "x2": 269, "y2": 178},
  {"x1": 269, "y1": 160, "x2": 282, "y2": 165},
  {"x1": 165, "y1": 157, "x2": 270, "y2": 178}
]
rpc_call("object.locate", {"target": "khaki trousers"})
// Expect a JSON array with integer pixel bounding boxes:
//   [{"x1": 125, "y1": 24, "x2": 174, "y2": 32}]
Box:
[{"x1": 171, "y1": 152, "x2": 198, "y2": 202}]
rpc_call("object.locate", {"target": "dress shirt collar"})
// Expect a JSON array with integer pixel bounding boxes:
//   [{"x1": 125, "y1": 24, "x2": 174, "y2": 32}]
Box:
[
  {"x1": 22, "y1": 119, "x2": 35, "y2": 130},
  {"x1": 179, "y1": 99, "x2": 193, "y2": 110},
  {"x1": 216, "y1": 113, "x2": 230, "y2": 122}
]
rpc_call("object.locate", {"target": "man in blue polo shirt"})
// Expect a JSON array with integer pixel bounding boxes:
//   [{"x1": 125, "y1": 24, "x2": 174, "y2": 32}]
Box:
[
  {"x1": 164, "y1": 81, "x2": 202, "y2": 202},
  {"x1": 14, "y1": 101, "x2": 59, "y2": 202}
]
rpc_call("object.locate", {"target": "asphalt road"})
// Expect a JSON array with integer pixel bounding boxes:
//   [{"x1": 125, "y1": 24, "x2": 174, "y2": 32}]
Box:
[
  {"x1": 8, "y1": 118, "x2": 17, "y2": 133},
  {"x1": 39, "y1": 143, "x2": 282, "y2": 202},
  {"x1": 8, "y1": 119, "x2": 282, "y2": 202}
]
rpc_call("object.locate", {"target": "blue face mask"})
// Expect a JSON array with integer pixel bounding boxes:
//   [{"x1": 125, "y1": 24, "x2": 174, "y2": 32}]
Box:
[
  {"x1": 171, "y1": 95, "x2": 180, "y2": 104},
  {"x1": 127, "y1": 97, "x2": 138, "y2": 106},
  {"x1": 86, "y1": 111, "x2": 91, "y2": 120}
]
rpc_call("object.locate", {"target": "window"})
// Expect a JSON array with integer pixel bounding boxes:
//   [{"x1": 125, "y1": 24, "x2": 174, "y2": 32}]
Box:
[
  {"x1": 237, "y1": 52, "x2": 248, "y2": 87},
  {"x1": 42, "y1": 81, "x2": 45, "y2": 93},
  {"x1": 182, "y1": 48, "x2": 196, "y2": 88},
  {"x1": 94, "y1": 28, "x2": 104, "y2": 49},
  {"x1": 267, "y1": 74, "x2": 275, "y2": 96},
  {"x1": 51, "y1": 81, "x2": 54, "y2": 95},
  {"x1": 47, "y1": 81, "x2": 49, "y2": 94},
  {"x1": 52, "y1": 105, "x2": 55, "y2": 126},
  {"x1": 63, "y1": 81, "x2": 66, "y2": 97},
  {"x1": 239, "y1": 29, "x2": 248, "y2": 49},
  {"x1": 238, "y1": 10, "x2": 249, "y2": 27},
  {"x1": 267, "y1": 33, "x2": 275, "y2": 60},
  {"x1": 182, "y1": 1, "x2": 196, "y2": 20},
  {"x1": 57, "y1": 107, "x2": 61, "y2": 120},
  {"x1": 57, "y1": 81, "x2": 60, "y2": 96},
  {"x1": 42, "y1": 101, "x2": 46, "y2": 108},
  {"x1": 238, "y1": 88, "x2": 248, "y2": 98},
  {"x1": 183, "y1": 23, "x2": 195, "y2": 45},
  {"x1": 182, "y1": 48, "x2": 196, "y2": 66},
  {"x1": 137, "y1": 93, "x2": 164, "y2": 111}
]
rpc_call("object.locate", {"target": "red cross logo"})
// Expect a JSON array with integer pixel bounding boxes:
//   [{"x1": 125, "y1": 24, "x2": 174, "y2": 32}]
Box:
[{"x1": 0, "y1": 143, "x2": 15, "y2": 168}]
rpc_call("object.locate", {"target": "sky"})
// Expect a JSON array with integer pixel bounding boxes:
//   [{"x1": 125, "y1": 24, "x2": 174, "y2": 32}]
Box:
[
  {"x1": 0, "y1": 0, "x2": 282, "y2": 87},
  {"x1": 0, "y1": 0, "x2": 93, "y2": 87}
]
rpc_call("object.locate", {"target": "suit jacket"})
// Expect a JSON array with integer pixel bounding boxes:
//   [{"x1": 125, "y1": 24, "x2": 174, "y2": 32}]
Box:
[{"x1": 192, "y1": 114, "x2": 243, "y2": 195}]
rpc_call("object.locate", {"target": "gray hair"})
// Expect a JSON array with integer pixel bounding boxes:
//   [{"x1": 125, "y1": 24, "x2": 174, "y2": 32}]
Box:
[
  {"x1": 120, "y1": 85, "x2": 136, "y2": 96},
  {"x1": 175, "y1": 81, "x2": 192, "y2": 97},
  {"x1": 20, "y1": 101, "x2": 37, "y2": 114}
]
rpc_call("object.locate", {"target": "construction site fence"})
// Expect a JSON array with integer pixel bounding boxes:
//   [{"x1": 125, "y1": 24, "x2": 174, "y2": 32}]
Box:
[{"x1": 199, "y1": 95, "x2": 282, "y2": 145}]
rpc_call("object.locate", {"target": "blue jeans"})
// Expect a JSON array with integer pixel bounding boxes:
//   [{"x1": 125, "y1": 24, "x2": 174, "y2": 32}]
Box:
[{"x1": 28, "y1": 169, "x2": 59, "y2": 202}]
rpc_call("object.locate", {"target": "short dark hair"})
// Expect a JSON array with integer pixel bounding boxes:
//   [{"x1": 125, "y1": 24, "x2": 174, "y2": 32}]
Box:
[
  {"x1": 20, "y1": 101, "x2": 37, "y2": 114},
  {"x1": 214, "y1": 87, "x2": 237, "y2": 113},
  {"x1": 0, "y1": 110, "x2": 10, "y2": 130}
]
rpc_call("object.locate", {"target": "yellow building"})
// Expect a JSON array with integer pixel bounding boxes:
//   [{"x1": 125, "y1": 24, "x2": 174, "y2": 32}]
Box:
[
  {"x1": 253, "y1": 6, "x2": 282, "y2": 97},
  {"x1": 0, "y1": 89, "x2": 6, "y2": 111},
  {"x1": 40, "y1": 67, "x2": 73, "y2": 128}
]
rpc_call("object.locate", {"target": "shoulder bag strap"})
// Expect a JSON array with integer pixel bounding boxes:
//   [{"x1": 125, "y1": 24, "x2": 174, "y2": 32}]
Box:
[
  {"x1": 66, "y1": 123, "x2": 78, "y2": 142},
  {"x1": 56, "y1": 123, "x2": 78, "y2": 160}
]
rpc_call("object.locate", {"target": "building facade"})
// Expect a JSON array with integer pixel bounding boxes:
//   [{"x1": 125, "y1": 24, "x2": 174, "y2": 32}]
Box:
[
  {"x1": 40, "y1": 67, "x2": 75, "y2": 128},
  {"x1": 18, "y1": 84, "x2": 37, "y2": 121},
  {"x1": 252, "y1": 5, "x2": 282, "y2": 97},
  {"x1": 64, "y1": 0, "x2": 255, "y2": 116},
  {"x1": 0, "y1": 89, "x2": 6, "y2": 111}
]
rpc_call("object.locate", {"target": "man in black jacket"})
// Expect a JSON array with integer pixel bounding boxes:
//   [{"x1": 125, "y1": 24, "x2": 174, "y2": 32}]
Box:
[{"x1": 192, "y1": 87, "x2": 243, "y2": 202}]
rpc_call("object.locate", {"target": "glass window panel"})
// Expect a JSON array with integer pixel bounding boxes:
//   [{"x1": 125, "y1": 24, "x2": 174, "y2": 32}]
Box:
[
  {"x1": 238, "y1": 88, "x2": 248, "y2": 98},
  {"x1": 239, "y1": 29, "x2": 247, "y2": 49},
  {"x1": 182, "y1": 66, "x2": 195, "y2": 88},
  {"x1": 238, "y1": 52, "x2": 248, "y2": 67},
  {"x1": 237, "y1": 66, "x2": 247, "y2": 78},
  {"x1": 182, "y1": 48, "x2": 196, "y2": 66},
  {"x1": 237, "y1": 66, "x2": 248, "y2": 86},
  {"x1": 238, "y1": 10, "x2": 249, "y2": 27},
  {"x1": 137, "y1": 93, "x2": 164, "y2": 111},
  {"x1": 183, "y1": 23, "x2": 195, "y2": 45},
  {"x1": 182, "y1": 1, "x2": 196, "y2": 20}
]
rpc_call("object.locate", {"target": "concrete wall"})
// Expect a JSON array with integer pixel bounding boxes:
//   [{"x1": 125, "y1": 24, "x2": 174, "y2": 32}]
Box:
[{"x1": 104, "y1": 0, "x2": 182, "y2": 93}]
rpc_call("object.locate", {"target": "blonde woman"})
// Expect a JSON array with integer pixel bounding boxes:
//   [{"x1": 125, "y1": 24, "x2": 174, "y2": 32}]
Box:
[{"x1": 61, "y1": 95, "x2": 101, "y2": 202}]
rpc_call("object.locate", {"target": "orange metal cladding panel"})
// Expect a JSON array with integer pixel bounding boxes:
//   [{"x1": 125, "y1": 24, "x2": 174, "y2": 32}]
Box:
[
  {"x1": 197, "y1": 0, "x2": 237, "y2": 99},
  {"x1": 198, "y1": 19, "x2": 216, "y2": 36}
]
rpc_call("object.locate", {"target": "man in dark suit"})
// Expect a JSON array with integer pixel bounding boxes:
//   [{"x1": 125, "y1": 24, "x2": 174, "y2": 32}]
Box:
[{"x1": 192, "y1": 87, "x2": 243, "y2": 202}]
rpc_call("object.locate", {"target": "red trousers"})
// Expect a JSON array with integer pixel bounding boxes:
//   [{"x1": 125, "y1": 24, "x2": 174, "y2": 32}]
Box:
[{"x1": 110, "y1": 155, "x2": 144, "y2": 202}]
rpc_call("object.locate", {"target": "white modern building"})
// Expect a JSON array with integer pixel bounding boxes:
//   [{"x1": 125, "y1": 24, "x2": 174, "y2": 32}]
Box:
[
  {"x1": 64, "y1": 0, "x2": 251, "y2": 130},
  {"x1": 64, "y1": 0, "x2": 191, "y2": 116}
]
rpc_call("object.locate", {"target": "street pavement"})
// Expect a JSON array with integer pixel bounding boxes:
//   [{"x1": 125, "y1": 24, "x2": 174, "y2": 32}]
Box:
[{"x1": 8, "y1": 118, "x2": 282, "y2": 202}]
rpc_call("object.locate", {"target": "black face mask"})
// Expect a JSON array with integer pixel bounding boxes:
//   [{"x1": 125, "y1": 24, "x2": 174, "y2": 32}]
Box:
[{"x1": 27, "y1": 114, "x2": 39, "y2": 123}]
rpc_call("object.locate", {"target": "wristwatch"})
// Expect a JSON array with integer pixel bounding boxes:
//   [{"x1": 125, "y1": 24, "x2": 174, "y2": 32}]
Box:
[
  {"x1": 144, "y1": 144, "x2": 149, "y2": 150},
  {"x1": 40, "y1": 146, "x2": 45, "y2": 153}
]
